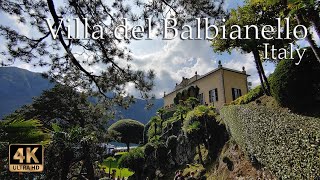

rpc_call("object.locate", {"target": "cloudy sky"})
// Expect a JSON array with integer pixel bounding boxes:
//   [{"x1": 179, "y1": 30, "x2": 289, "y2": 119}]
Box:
[{"x1": 0, "y1": 0, "x2": 317, "y2": 99}]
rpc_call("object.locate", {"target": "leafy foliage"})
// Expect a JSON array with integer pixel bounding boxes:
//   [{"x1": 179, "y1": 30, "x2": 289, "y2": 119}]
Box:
[
  {"x1": 183, "y1": 105, "x2": 223, "y2": 163},
  {"x1": 108, "y1": 119, "x2": 144, "y2": 151},
  {"x1": 45, "y1": 125, "x2": 106, "y2": 179},
  {"x1": 221, "y1": 104, "x2": 320, "y2": 179},
  {"x1": 230, "y1": 85, "x2": 264, "y2": 105},
  {"x1": 0, "y1": 0, "x2": 225, "y2": 106},
  {"x1": 211, "y1": 1, "x2": 294, "y2": 95},
  {"x1": 5, "y1": 84, "x2": 106, "y2": 128},
  {"x1": 174, "y1": 86, "x2": 199, "y2": 105},
  {"x1": 2, "y1": 84, "x2": 107, "y2": 179},
  {"x1": 270, "y1": 47, "x2": 320, "y2": 111},
  {"x1": 147, "y1": 116, "x2": 162, "y2": 141},
  {"x1": 0, "y1": 117, "x2": 49, "y2": 144},
  {"x1": 0, "y1": 117, "x2": 50, "y2": 179},
  {"x1": 118, "y1": 147, "x2": 145, "y2": 179}
]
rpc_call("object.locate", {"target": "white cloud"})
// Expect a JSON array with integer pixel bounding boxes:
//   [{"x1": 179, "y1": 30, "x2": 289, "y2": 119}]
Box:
[{"x1": 126, "y1": 37, "x2": 269, "y2": 98}]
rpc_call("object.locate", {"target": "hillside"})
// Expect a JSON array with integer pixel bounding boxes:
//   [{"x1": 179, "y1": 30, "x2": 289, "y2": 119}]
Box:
[
  {"x1": 0, "y1": 67, "x2": 163, "y2": 123},
  {"x1": 0, "y1": 67, "x2": 54, "y2": 119}
]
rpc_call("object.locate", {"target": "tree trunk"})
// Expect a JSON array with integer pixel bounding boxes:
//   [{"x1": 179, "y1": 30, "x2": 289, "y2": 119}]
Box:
[
  {"x1": 83, "y1": 145, "x2": 95, "y2": 180},
  {"x1": 255, "y1": 49, "x2": 271, "y2": 95},
  {"x1": 203, "y1": 115, "x2": 210, "y2": 150},
  {"x1": 197, "y1": 144, "x2": 204, "y2": 165},
  {"x1": 160, "y1": 120, "x2": 163, "y2": 134},
  {"x1": 109, "y1": 161, "x2": 112, "y2": 177},
  {"x1": 295, "y1": 13, "x2": 320, "y2": 64},
  {"x1": 61, "y1": 150, "x2": 73, "y2": 179},
  {"x1": 154, "y1": 123, "x2": 157, "y2": 136},
  {"x1": 126, "y1": 142, "x2": 130, "y2": 152},
  {"x1": 252, "y1": 49, "x2": 270, "y2": 96}
]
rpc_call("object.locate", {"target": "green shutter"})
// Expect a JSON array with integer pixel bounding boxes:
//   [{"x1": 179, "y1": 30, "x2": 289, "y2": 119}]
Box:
[
  {"x1": 232, "y1": 88, "x2": 235, "y2": 100},
  {"x1": 215, "y1": 88, "x2": 218, "y2": 101}
]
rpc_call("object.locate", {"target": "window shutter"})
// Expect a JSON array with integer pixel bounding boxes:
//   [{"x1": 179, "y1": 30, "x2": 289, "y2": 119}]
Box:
[
  {"x1": 239, "y1": 89, "x2": 242, "y2": 96},
  {"x1": 215, "y1": 88, "x2": 218, "y2": 101},
  {"x1": 232, "y1": 88, "x2": 235, "y2": 100},
  {"x1": 209, "y1": 90, "x2": 212, "y2": 103}
]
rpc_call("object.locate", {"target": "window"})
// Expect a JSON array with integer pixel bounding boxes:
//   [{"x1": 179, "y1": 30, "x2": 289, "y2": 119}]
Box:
[
  {"x1": 232, "y1": 88, "x2": 242, "y2": 100},
  {"x1": 198, "y1": 93, "x2": 204, "y2": 104},
  {"x1": 209, "y1": 88, "x2": 218, "y2": 103}
]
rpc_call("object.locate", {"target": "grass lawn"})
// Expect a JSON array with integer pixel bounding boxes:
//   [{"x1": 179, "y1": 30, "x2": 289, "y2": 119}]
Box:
[{"x1": 100, "y1": 153, "x2": 134, "y2": 178}]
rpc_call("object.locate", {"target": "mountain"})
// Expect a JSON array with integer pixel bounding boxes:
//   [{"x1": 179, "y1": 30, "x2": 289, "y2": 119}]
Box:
[
  {"x1": 0, "y1": 67, "x2": 54, "y2": 119},
  {"x1": 0, "y1": 67, "x2": 163, "y2": 123}
]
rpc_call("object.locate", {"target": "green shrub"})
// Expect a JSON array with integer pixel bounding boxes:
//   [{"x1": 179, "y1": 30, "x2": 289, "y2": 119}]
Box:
[
  {"x1": 270, "y1": 47, "x2": 320, "y2": 111},
  {"x1": 221, "y1": 104, "x2": 320, "y2": 179},
  {"x1": 147, "y1": 117, "x2": 162, "y2": 142},
  {"x1": 230, "y1": 85, "x2": 264, "y2": 105},
  {"x1": 166, "y1": 135, "x2": 178, "y2": 149},
  {"x1": 118, "y1": 147, "x2": 145, "y2": 179},
  {"x1": 144, "y1": 143, "x2": 155, "y2": 156}
]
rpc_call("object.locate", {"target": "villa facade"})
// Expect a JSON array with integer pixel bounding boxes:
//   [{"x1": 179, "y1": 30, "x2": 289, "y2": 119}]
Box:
[{"x1": 163, "y1": 62, "x2": 250, "y2": 110}]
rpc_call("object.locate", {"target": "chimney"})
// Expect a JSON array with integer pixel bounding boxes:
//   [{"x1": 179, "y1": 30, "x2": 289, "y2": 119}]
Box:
[
  {"x1": 218, "y1": 60, "x2": 222, "y2": 68},
  {"x1": 242, "y1": 66, "x2": 246, "y2": 74}
]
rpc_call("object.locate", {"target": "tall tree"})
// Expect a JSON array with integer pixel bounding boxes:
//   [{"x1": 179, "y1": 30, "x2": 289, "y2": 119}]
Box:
[
  {"x1": 183, "y1": 105, "x2": 218, "y2": 165},
  {"x1": 156, "y1": 108, "x2": 167, "y2": 132},
  {"x1": 251, "y1": 0, "x2": 320, "y2": 63},
  {"x1": 5, "y1": 84, "x2": 107, "y2": 179},
  {"x1": 6, "y1": 84, "x2": 106, "y2": 128},
  {"x1": 212, "y1": 2, "x2": 292, "y2": 95}
]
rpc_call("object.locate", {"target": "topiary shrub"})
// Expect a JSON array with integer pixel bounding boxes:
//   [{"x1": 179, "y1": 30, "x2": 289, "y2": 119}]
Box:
[
  {"x1": 155, "y1": 142, "x2": 169, "y2": 169},
  {"x1": 108, "y1": 119, "x2": 145, "y2": 151},
  {"x1": 270, "y1": 47, "x2": 320, "y2": 111},
  {"x1": 166, "y1": 135, "x2": 178, "y2": 149}
]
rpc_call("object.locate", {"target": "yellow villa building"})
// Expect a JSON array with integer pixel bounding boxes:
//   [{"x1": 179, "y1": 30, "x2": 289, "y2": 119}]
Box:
[{"x1": 163, "y1": 61, "x2": 250, "y2": 110}]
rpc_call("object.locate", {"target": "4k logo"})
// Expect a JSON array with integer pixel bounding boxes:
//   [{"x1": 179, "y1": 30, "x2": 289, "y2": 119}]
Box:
[{"x1": 9, "y1": 144, "x2": 44, "y2": 172}]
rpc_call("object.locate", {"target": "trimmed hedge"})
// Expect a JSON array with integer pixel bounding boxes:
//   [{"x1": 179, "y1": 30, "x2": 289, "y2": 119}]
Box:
[
  {"x1": 270, "y1": 47, "x2": 320, "y2": 111},
  {"x1": 220, "y1": 104, "x2": 320, "y2": 179}
]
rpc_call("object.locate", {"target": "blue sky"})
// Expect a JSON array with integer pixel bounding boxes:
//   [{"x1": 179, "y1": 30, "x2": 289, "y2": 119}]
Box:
[{"x1": 0, "y1": 0, "x2": 318, "y2": 98}]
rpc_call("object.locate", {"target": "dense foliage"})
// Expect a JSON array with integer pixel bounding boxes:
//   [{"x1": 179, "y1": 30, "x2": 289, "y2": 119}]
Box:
[
  {"x1": 270, "y1": 48, "x2": 320, "y2": 111},
  {"x1": 1, "y1": 84, "x2": 107, "y2": 179},
  {"x1": 108, "y1": 119, "x2": 144, "y2": 151},
  {"x1": 183, "y1": 105, "x2": 227, "y2": 163},
  {"x1": 174, "y1": 86, "x2": 200, "y2": 105},
  {"x1": 5, "y1": 84, "x2": 105, "y2": 128},
  {"x1": 221, "y1": 104, "x2": 320, "y2": 179},
  {"x1": 0, "y1": 117, "x2": 50, "y2": 179},
  {"x1": 0, "y1": 117, "x2": 49, "y2": 144},
  {"x1": 118, "y1": 148, "x2": 145, "y2": 180}
]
